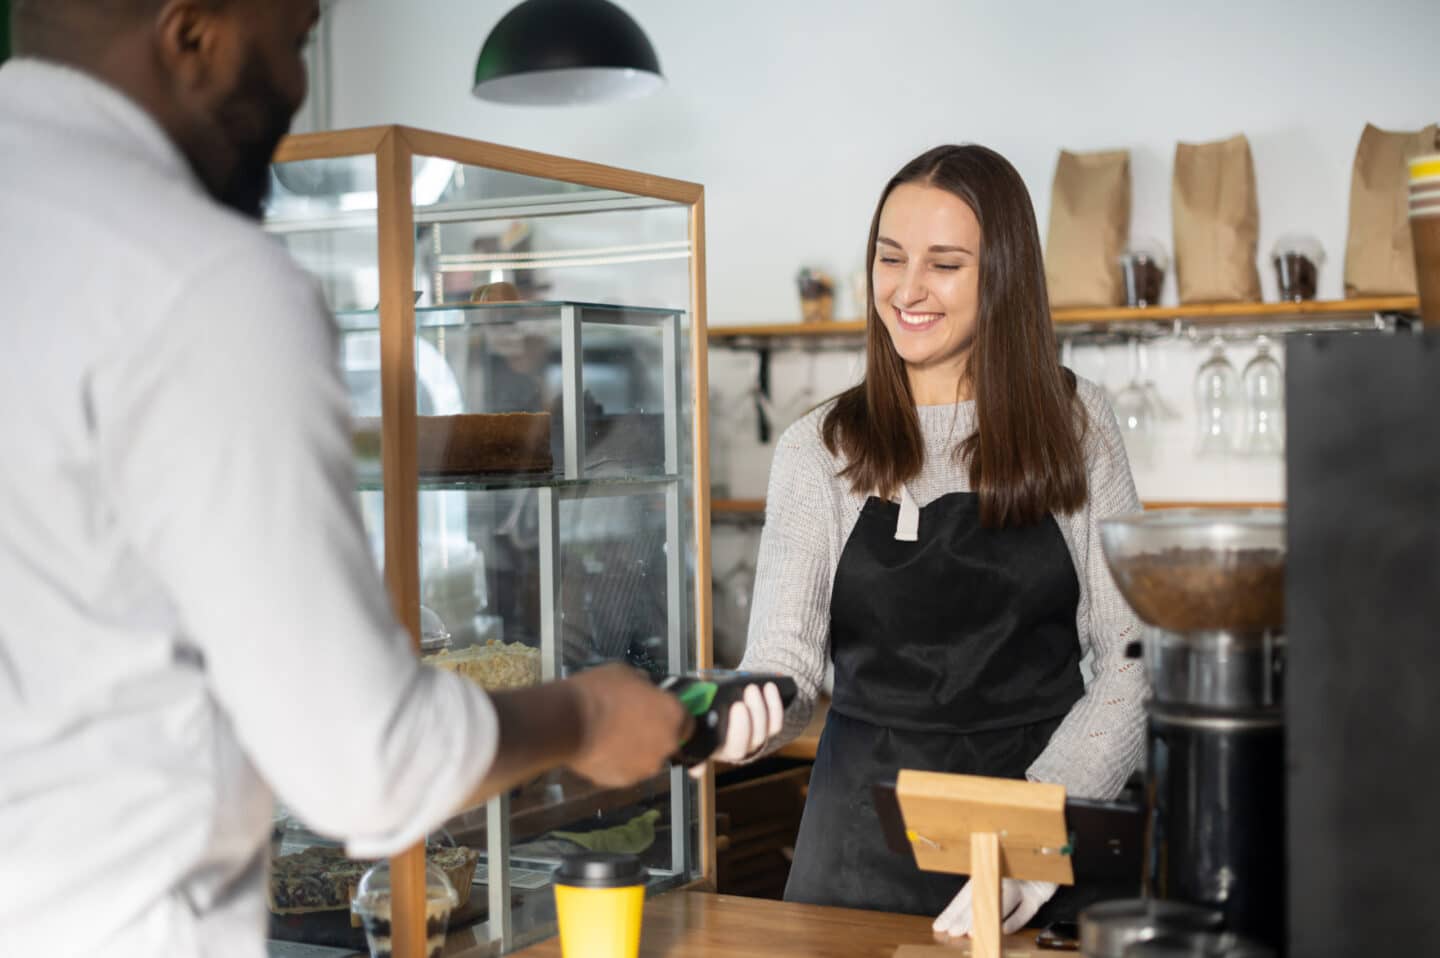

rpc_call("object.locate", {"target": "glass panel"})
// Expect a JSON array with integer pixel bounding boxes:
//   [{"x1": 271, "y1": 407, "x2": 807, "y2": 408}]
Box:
[
  {"x1": 263, "y1": 155, "x2": 387, "y2": 955},
  {"x1": 405, "y1": 150, "x2": 697, "y2": 953},
  {"x1": 265, "y1": 156, "x2": 387, "y2": 571},
  {"x1": 266, "y1": 155, "x2": 382, "y2": 221},
  {"x1": 410, "y1": 155, "x2": 689, "y2": 312},
  {"x1": 559, "y1": 487, "x2": 671, "y2": 672}
]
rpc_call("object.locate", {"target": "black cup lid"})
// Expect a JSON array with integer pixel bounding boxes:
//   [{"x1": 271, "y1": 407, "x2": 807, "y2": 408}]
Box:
[{"x1": 554, "y1": 852, "x2": 645, "y2": 888}]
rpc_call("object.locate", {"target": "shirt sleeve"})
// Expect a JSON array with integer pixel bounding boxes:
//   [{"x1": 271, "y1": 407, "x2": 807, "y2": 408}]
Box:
[
  {"x1": 95, "y1": 241, "x2": 497, "y2": 858},
  {"x1": 737, "y1": 419, "x2": 839, "y2": 749},
  {"x1": 1025, "y1": 385, "x2": 1149, "y2": 800}
]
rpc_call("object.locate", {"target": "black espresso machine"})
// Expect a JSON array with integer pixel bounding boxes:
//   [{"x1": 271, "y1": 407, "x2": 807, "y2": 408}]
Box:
[
  {"x1": 1100, "y1": 509, "x2": 1288, "y2": 954},
  {"x1": 1094, "y1": 323, "x2": 1440, "y2": 958}
]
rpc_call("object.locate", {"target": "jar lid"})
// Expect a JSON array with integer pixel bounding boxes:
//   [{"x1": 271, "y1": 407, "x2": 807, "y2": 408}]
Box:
[
  {"x1": 1269, "y1": 232, "x2": 1325, "y2": 264},
  {"x1": 1119, "y1": 237, "x2": 1169, "y2": 270},
  {"x1": 553, "y1": 851, "x2": 645, "y2": 889},
  {"x1": 1124, "y1": 931, "x2": 1276, "y2": 958},
  {"x1": 1080, "y1": 899, "x2": 1224, "y2": 958}
]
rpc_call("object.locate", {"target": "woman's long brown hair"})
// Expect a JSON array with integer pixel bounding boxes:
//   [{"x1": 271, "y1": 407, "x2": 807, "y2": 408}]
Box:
[{"x1": 821, "y1": 144, "x2": 1087, "y2": 528}]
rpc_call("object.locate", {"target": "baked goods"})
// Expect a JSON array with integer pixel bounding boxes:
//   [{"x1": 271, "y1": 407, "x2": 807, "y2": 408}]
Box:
[
  {"x1": 353, "y1": 413, "x2": 553, "y2": 476},
  {"x1": 269, "y1": 846, "x2": 367, "y2": 915},
  {"x1": 268, "y1": 845, "x2": 479, "y2": 915},
  {"x1": 470, "y1": 281, "x2": 522, "y2": 303},
  {"x1": 425, "y1": 640, "x2": 542, "y2": 691}
]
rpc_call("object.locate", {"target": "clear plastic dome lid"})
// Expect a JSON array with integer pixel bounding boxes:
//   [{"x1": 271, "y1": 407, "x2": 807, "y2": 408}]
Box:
[
  {"x1": 1270, "y1": 232, "x2": 1325, "y2": 264},
  {"x1": 418, "y1": 604, "x2": 451, "y2": 654},
  {"x1": 1119, "y1": 237, "x2": 1169, "y2": 271},
  {"x1": 351, "y1": 859, "x2": 459, "y2": 918}
]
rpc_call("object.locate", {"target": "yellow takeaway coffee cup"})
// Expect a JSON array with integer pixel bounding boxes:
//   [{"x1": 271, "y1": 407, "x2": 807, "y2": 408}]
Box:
[
  {"x1": 553, "y1": 851, "x2": 646, "y2": 958},
  {"x1": 1409, "y1": 153, "x2": 1440, "y2": 328}
]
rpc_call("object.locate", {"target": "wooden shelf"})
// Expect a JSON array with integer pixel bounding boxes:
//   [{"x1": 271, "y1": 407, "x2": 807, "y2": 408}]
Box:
[
  {"x1": 713, "y1": 498, "x2": 1280, "y2": 517},
  {"x1": 711, "y1": 319, "x2": 866, "y2": 338},
  {"x1": 708, "y1": 296, "x2": 1419, "y2": 340},
  {"x1": 712, "y1": 498, "x2": 766, "y2": 514},
  {"x1": 1143, "y1": 500, "x2": 1283, "y2": 510}
]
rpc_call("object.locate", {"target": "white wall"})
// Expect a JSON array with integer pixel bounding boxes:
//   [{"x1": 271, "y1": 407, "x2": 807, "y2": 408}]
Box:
[
  {"x1": 318, "y1": 0, "x2": 1437, "y2": 508},
  {"x1": 324, "y1": 0, "x2": 1439, "y2": 321}
]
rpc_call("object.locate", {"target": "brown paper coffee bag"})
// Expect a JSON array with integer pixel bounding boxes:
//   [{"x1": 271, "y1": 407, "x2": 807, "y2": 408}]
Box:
[
  {"x1": 1172, "y1": 134, "x2": 1262, "y2": 303},
  {"x1": 1044, "y1": 149, "x2": 1131, "y2": 307},
  {"x1": 1343, "y1": 123, "x2": 1440, "y2": 297}
]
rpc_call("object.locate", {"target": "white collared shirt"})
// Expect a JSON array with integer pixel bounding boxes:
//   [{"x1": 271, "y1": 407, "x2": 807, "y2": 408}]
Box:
[{"x1": 0, "y1": 59, "x2": 498, "y2": 957}]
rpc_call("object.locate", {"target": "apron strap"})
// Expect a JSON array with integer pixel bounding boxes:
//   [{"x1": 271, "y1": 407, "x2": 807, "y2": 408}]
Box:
[{"x1": 895, "y1": 484, "x2": 920, "y2": 542}]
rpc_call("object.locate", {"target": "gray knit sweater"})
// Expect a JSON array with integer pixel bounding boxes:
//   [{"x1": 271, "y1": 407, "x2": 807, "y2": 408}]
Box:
[{"x1": 737, "y1": 376, "x2": 1148, "y2": 800}]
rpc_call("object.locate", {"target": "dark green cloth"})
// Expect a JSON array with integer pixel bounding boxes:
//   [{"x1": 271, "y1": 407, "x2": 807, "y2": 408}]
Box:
[{"x1": 1, "y1": 0, "x2": 11, "y2": 66}]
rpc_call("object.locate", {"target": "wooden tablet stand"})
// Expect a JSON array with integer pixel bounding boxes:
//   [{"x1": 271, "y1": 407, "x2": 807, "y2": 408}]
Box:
[{"x1": 892, "y1": 770, "x2": 1074, "y2": 958}]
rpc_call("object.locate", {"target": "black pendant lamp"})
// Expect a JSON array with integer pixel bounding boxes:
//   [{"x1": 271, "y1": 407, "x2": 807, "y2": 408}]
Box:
[{"x1": 472, "y1": 0, "x2": 663, "y2": 106}]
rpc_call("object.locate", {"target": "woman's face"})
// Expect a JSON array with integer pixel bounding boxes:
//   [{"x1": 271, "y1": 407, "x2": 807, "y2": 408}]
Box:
[{"x1": 871, "y1": 182, "x2": 982, "y2": 401}]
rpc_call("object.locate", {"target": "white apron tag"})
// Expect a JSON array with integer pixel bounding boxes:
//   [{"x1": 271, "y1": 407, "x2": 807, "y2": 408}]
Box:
[{"x1": 895, "y1": 485, "x2": 920, "y2": 542}]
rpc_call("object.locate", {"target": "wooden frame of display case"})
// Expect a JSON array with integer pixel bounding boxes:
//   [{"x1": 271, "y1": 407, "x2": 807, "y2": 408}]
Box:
[{"x1": 272, "y1": 126, "x2": 714, "y2": 958}]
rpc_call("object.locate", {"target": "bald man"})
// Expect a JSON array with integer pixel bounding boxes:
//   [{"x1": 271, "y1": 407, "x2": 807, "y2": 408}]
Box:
[{"x1": 0, "y1": 4, "x2": 690, "y2": 955}]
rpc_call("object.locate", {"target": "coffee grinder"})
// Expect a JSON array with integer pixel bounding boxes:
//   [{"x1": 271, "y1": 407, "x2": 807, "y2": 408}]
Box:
[{"x1": 1099, "y1": 510, "x2": 1287, "y2": 954}]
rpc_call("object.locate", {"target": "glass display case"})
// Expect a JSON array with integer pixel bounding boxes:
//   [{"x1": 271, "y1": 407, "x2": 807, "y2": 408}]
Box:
[{"x1": 262, "y1": 127, "x2": 712, "y2": 958}]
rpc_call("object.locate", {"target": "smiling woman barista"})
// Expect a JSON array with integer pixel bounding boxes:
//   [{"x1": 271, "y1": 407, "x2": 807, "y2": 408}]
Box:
[{"x1": 713, "y1": 145, "x2": 1149, "y2": 937}]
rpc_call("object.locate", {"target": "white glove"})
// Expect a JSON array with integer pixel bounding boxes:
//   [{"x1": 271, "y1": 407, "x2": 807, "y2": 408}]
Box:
[
  {"x1": 932, "y1": 877, "x2": 1058, "y2": 937},
  {"x1": 687, "y1": 682, "x2": 785, "y2": 777}
]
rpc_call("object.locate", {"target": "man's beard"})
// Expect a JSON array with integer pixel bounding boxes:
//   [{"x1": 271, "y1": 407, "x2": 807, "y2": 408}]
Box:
[{"x1": 211, "y1": 52, "x2": 297, "y2": 219}]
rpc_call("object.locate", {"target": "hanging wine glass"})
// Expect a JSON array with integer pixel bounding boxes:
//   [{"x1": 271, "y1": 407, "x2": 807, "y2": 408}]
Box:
[
  {"x1": 1112, "y1": 337, "x2": 1154, "y2": 464},
  {"x1": 1242, "y1": 336, "x2": 1285, "y2": 456},
  {"x1": 1194, "y1": 337, "x2": 1242, "y2": 457},
  {"x1": 1137, "y1": 337, "x2": 1182, "y2": 421}
]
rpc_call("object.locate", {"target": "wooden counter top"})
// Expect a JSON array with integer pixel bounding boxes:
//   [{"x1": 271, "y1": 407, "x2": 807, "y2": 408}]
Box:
[
  {"x1": 512, "y1": 891, "x2": 1042, "y2": 957},
  {"x1": 776, "y1": 696, "x2": 829, "y2": 761}
]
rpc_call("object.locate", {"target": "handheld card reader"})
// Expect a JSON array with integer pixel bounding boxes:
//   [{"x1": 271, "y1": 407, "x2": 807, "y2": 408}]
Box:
[{"x1": 657, "y1": 670, "x2": 799, "y2": 766}]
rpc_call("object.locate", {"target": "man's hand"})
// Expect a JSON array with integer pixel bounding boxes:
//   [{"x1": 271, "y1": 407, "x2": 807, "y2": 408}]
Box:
[{"x1": 566, "y1": 664, "x2": 692, "y2": 787}]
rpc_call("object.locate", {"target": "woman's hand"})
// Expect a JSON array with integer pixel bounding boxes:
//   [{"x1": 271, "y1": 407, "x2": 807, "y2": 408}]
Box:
[
  {"x1": 687, "y1": 682, "x2": 785, "y2": 777},
  {"x1": 932, "y1": 878, "x2": 1057, "y2": 938}
]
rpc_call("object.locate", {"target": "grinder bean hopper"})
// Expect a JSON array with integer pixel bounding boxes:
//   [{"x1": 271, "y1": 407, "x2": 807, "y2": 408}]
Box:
[{"x1": 1099, "y1": 509, "x2": 1287, "y2": 955}]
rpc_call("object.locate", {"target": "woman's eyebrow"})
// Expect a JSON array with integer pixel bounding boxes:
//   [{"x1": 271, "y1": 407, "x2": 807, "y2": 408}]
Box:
[{"x1": 876, "y1": 236, "x2": 972, "y2": 255}]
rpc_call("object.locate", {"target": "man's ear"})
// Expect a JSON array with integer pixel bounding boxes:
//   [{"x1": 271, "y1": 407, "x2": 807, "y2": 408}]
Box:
[{"x1": 152, "y1": 1, "x2": 229, "y2": 93}]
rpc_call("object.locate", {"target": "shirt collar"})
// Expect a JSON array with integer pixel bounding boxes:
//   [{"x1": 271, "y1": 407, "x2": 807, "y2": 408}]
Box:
[{"x1": 0, "y1": 57, "x2": 202, "y2": 192}]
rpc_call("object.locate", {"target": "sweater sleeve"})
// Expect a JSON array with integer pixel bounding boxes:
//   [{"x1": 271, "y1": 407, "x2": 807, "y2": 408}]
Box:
[
  {"x1": 1025, "y1": 384, "x2": 1149, "y2": 800},
  {"x1": 736, "y1": 418, "x2": 841, "y2": 749}
]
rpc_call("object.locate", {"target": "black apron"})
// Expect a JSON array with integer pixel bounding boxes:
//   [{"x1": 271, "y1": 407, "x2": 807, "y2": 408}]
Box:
[{"x1": 784, "y1": 491, "x2": 1085, "y2": 918}]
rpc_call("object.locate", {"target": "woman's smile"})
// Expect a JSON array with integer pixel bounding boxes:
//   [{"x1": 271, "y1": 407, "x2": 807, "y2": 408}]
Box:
[{"x1": 893, "y1": 308, "x2": 945, "y2": 331}]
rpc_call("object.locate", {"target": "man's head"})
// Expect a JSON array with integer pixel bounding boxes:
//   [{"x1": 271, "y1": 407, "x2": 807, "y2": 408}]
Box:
[{"x1": 13, "y1": 0, "x2": 320, "y2": 217}]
